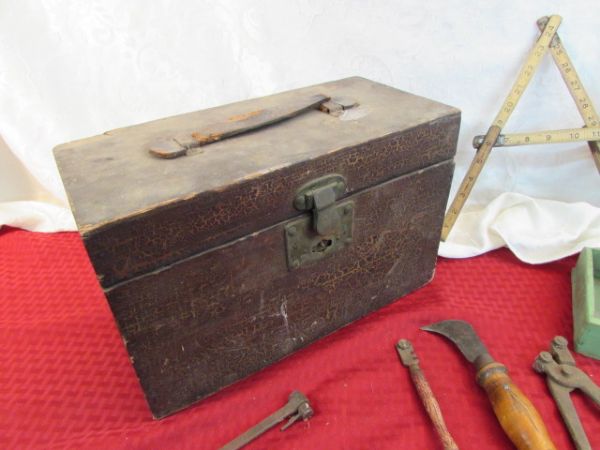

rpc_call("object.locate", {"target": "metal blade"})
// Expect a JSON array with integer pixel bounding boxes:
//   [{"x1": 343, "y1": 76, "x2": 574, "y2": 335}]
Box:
[{"x1": 421, "y1": 320, "x2": 491, "y2": 364}]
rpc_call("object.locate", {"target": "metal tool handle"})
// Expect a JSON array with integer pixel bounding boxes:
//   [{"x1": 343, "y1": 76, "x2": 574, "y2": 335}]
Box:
[
  {"x1": 477, "y1": 362, "x2": 557, "y2": 450},
  {"x1": 547, "y1": 382, "x2": 591, "y2": 450},
  {"x1": 534, "y1": 338, "x2": 600, "y2": 450},
  {"x1": 220, "y1": 405, "x2": 291, "y2": 450},
  {"x1": 219, "y1": 391, "x2": 312, "y2": 450},
  {"x1": 409, "y1": 366, "x2": 459, "y2": 450},
  {"x1": 149, "y1": 94, "x2": 330, "y2": 159}
]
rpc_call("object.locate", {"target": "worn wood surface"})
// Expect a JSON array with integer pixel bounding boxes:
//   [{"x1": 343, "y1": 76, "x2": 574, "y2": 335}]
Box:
[
  {"x1": 87, "y1": 117, "x2": 458, "y2": 287},
  {"x1": 54, "y1": 77, "x2": 459, "y2": 288},
  {"x1": 54, "y1": 77, "x2": 460, "y2": 418},
  {"x1": 149, "y1": 93, "x2": 330, "y2": 159},
  {"x1": 106, "y1": 160, "x2": 454, "y2": 418}
]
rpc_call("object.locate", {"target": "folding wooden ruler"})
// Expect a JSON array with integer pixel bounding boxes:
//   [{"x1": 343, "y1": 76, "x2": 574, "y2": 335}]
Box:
[{"x1": 441, "y1": 15, "x2": 600, "y2": 241}]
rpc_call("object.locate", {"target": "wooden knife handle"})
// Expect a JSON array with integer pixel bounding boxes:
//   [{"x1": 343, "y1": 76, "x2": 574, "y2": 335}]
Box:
[
  {"x1": 410, "y1": 366, "x2": 459, "y2": 450},
  {"x1": 476, "y1": 362, "x2": 556, "y2": 450}
]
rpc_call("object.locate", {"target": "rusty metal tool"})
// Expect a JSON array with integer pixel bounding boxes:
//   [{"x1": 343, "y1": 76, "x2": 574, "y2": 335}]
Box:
[
  {"x1": 534, "y1": 336, "x2": 600, "y2": 450},
  {"x1": 422, "y1": 320, "x2": 556, "y2": 450},
  {"x1": 396, "y1": 339, "x2": 459, "y2": 450},
  {"x1": 220, "y1": 391, "x2": 313, "y2": 450}
]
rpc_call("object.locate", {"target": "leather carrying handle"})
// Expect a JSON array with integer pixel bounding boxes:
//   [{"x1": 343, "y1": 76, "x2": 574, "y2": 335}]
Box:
[
  {"x1": 477, "y1": 362, "x2": 557, "y2": 450},
  {"x1": 149, "y1": 94, "x2": 330, "y2": 159}
]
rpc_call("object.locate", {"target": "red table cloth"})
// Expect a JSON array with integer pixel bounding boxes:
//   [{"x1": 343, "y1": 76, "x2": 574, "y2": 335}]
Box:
[{"x1": 1, "y1": 226, "x2": 598, "y2": 449}]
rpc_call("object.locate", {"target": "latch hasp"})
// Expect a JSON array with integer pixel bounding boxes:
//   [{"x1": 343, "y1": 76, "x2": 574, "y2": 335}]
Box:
[{"x1": 285, "y1": 174, "x2": 354, "y2": 270}]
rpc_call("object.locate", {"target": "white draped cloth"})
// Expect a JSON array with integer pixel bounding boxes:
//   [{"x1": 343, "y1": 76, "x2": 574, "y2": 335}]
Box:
[{"x1": 1, "y1": 0, "x2": 599, "y2": 262}]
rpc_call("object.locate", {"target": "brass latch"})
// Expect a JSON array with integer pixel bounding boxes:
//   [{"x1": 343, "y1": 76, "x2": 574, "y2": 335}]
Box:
[
  {"x1": 293, "y1": 175, "x2": 346, "y2": 235},
  {"x1": 285, "y1": 174, "x2": 353, "y2": 270}
]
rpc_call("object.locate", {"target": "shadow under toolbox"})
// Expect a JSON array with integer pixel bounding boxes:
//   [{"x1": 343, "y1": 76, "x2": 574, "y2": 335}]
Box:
[{"x1": 54, "y1": 77, "x2": 460, "y2": 418}]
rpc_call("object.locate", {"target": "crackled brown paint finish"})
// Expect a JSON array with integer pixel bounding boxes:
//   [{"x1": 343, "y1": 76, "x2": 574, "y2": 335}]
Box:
[
  {"x1": 54, "y1": 77, "x2": 460, "y2": 418},
  {"x1": 107, "y1": 161, "x2": 453, "y2": 417},
  {"x1": 85, "y1": 116, "x2": 458, "y2": 288}
]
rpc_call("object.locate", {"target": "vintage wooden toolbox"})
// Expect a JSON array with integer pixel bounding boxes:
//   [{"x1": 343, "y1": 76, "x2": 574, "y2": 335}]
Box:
[{"x1": 54, "y1": 77, "x2": 460, "y2": 418}]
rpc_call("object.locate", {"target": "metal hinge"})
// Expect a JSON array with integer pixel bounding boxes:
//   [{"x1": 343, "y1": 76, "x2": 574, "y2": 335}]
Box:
[{"x1": 285, "y1": 174, "x2": 354, "y2": 270}]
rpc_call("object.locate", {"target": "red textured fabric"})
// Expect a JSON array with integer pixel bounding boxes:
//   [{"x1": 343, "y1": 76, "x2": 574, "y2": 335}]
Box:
[{"x1": 0, "y1": 226, "x2": 598, "y2": 449}]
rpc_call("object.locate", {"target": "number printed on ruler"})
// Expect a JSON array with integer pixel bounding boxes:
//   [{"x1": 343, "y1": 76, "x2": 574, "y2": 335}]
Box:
[
  {"x1": 441, "y1": 16, "x2": 563, "y2": 240},
  {"x1": 472, "y1": 127, "x2": 600, "y2": 148},
  {"x1": 492, "y1": 16, "x2": 561, "y2": 128},
  {"x1": 507, "y1": 128, "x2": 600, "y2": 145},
  {"x1": 550, "y1": 36, "x2": 600, "y2": 127}
]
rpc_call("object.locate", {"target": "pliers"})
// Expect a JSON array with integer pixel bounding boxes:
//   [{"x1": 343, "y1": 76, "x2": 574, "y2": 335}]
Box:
[{"x1": 533, "y1": 336, "x2": 600, "y2": 450}]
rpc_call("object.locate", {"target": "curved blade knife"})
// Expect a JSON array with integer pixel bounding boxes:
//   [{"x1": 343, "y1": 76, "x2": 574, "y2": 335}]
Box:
[{"x1": 422, "y1": 320, "x2": 556, "y2": 450}]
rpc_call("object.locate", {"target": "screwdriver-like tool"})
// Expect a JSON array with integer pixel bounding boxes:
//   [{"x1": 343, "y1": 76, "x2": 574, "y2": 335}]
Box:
[
  {"x1": 396, "y1": 339, "x2": 459, "y2": 450},
  {"x1": 220, "y1": 391, "x2": 313, "y2": 450},
  {"x1": 422, "y1": 320, "x2": 556, "y2": 450}
]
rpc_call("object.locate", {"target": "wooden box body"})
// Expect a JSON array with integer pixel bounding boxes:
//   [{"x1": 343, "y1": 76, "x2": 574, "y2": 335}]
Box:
[{"x1": 54, "y1": 77, "x2": 460, "y2": 418}]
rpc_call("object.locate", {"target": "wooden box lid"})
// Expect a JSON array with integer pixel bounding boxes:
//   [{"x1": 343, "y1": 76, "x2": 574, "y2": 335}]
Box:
[{"x1": 54, "y1": 77, "x2": 460, "y2": 287}]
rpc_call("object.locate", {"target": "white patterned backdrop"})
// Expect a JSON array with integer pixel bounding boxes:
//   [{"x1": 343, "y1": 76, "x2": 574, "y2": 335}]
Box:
[{"x1": 1, "y1": 0, "x2": 599, "y2": 261}]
